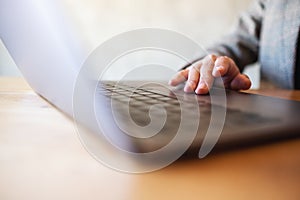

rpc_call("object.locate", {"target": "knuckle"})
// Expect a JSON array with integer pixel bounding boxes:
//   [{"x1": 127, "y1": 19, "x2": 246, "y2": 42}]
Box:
[
  {"x1": 202, "y1": 58, "x2": 215, "y2": 68},
  {"x1": 190, "y1": 63, "x2": 201, "y2": 72},
  {"x1": 216, "y1": 56, "x2": 229, "y2": 66},
  {"x1": 195, "y1": 60, "x2": 202, "y2": 66},
  {"x1": 209, "y1": 54, "x2": 217, "y2": 61},
  {"x1": 179, "y1": 70, "x2": 186, "y2": 76},
  {"x1": 219, "y1": 56, "x2": 228, "y2": 62},
  {"x1": 224, "y1": 56, "x2": 233, "y2": 61}
]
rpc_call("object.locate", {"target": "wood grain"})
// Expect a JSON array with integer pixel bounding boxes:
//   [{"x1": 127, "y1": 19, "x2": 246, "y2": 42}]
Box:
[{"x1": 0, "y1": 78, "x2": 299, "y2": 200}]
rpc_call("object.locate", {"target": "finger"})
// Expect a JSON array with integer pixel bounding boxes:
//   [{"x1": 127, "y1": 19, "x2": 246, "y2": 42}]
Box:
[
  {"x1": 230, "y1": 74, "x2": 252, "y2": 90},
  {"x1": 213, "y1": 56, "x2": 243, "y2": 89},
  {"x1": 168, "y1": 68, "x2": 189, "y2": 86},
  {"x1": 212, "y1": 56, "x2": 231, "y2": 77},
  {"x1": 195, "y1": 55, "x2": 216, "y2": 94},
  {"x1": 184, "y1": 62, "x2": 201, "y2": 93}
]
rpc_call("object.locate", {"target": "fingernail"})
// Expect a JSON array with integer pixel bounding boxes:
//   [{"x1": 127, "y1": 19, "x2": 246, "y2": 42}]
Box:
[{"x1": 195, "y1": 82, "x2": 208, "y2": 94}]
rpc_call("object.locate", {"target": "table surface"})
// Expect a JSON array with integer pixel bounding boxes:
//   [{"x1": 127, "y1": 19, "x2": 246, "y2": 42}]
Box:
[{"x1": 0, "y1": 77, "x2": 300, "y2": 200}]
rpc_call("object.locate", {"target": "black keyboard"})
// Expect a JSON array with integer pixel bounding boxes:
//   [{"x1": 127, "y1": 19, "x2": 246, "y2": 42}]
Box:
[
  {"x1": 94, "y1": 81, "x2": 278, "y2": 153},
  {"x1": 97, "y1": 82, "x2": 277, "y2": 126}
]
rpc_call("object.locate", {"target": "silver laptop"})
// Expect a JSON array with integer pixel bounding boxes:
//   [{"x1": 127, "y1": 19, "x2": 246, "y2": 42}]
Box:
[{"x1": 1, "y1": 1, "x2": 300, "y2": 162}]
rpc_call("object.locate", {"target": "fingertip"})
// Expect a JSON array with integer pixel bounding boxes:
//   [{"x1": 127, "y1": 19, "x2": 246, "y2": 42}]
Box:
[
  {"x1": 168, "y1": 78, "x2": 181, "y2": 86},
  {"x1": 195, "y1": 82, "x2": 209, "y2": 94},
  {"x1": 195, "y1": 88, "x2": 209, "y2": 95},
  {"x1": 184, "y1": 83, "x2": 194, "y2": 93},
  {"x1": 168, "y1": 79, "x2": 176, "y2": 86},
  {"x1": 169, "y1": 70, "x2": 188, "y2": 86}
]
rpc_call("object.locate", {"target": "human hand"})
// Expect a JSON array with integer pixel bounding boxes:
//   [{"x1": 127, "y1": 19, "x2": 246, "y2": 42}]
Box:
[{"x1": 168, "y1": 54, "x2": 251, "y2": 94}]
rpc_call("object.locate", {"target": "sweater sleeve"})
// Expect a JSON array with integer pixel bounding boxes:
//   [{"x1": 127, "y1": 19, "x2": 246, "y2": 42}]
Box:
[{"x1": 184, "y1": 0, "x2": 267, "y2": 71}]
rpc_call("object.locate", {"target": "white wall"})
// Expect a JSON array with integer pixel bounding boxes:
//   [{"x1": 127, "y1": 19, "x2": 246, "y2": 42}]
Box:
[
  {"x1": 1, "y1": 0, "x2": 256, "y2": 85},
  {"x1": 60, "y1": 0, "x2": 252, "y2": 49}
]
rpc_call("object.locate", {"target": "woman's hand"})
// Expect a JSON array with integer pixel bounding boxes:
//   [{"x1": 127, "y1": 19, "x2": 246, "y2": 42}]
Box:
[{"x1": 169, "y1": 54, "x2": 251, "y2": 94}]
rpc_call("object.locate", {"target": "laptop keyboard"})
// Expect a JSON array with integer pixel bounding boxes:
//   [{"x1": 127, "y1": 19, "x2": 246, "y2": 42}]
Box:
[
  {"x1": 94, "y1": 81, "x2": 279, "y2": 153},
  {"x1": 99, "y1": 82, "x2": 192, "y2": 112},
  {"x1": 97, "y1": 82, "x2": 278, "y2": 127}
]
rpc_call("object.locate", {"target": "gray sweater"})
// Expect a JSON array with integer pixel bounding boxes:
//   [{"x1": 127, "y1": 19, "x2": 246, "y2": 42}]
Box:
[{"x1": 192, "y1": 0, "x2": 300, "y2": 89}]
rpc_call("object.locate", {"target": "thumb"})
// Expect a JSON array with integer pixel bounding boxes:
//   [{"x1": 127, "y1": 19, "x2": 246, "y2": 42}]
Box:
[{"x1": 230, "y1": 74, "x2": 252, "y2": 90}]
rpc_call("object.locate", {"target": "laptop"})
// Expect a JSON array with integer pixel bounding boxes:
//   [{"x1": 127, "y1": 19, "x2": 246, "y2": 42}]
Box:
[{"x1": 1, "y1": 1, "x2": 300, "y2": 172}]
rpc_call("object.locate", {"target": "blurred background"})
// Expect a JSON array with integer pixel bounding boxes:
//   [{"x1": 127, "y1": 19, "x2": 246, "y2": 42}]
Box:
[{"x1": 0, "y1": 0, "x2": 259, "y2": 87}]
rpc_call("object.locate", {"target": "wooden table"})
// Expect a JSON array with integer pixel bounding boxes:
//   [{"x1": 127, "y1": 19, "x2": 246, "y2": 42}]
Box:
[{"x1": 0, "y1": 77, "x2": 299, "y2": 200}]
